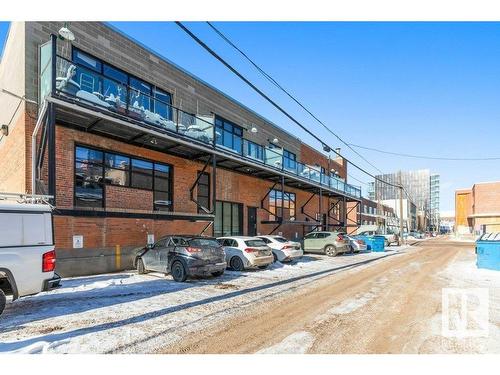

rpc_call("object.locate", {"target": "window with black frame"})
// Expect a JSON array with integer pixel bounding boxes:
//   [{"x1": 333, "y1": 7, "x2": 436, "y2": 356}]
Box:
[
  {"x1": 75, "y1": 146, "x2": 104, "y2": 208},
  {"x1": 74, "y1": 145, "x2": 173, "y2": 211},
  {"x1": 268, "y1": 189, "x2": 296, "y2": 221},
  {"x1": 214, "y1": 201, "x2": 243, "y2": 237},
  {"x1": 154, "y1": 163, "x2": 173, "y2": 211},
  {"x1": 215, "y1": 116, "x2": 243, "y2": 154},
  {"x1": 69, "y1": 49, "x2": 173, "y2": 123},
  {"x1": 197, "y1": 172, "x2": 210, "y2": 213}
]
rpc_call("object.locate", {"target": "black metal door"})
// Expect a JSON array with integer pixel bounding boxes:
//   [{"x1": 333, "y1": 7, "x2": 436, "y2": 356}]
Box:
[{"x1": 247, "y1": 207, "x2": 257, "y2": 236}]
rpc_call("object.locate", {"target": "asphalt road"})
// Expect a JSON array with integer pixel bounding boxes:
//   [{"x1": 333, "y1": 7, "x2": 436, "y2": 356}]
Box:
[{"x1": 163, "y1": 239, "x2": 475, "y2": 354}]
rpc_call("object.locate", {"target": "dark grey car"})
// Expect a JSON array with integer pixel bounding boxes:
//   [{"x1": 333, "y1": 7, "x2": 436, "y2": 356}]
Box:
[{"x1": 134, "y1": 236, "x2": 226, "y2": 282}]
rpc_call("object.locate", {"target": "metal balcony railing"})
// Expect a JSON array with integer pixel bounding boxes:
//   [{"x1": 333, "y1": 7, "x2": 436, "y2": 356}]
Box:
[{"x1": 49, "y1": 54, "x2": 361, "y2": 199}]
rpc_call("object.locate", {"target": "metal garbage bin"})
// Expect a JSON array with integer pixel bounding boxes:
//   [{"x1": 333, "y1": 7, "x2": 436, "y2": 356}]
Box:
[
  {"x1": 476, "y1": 232, "x2": 500, "y2": 271},
  {"x1": 355, "y1": 235, "x2": 372, "y2": 251},
  {"x1": 371, "y1": 235, "x2": 386, "y2": 252}
]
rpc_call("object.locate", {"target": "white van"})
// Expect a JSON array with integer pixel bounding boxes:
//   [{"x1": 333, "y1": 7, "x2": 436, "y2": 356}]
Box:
[{"x1": 0, "y1": 194, "x2": 60, "y2": 315}]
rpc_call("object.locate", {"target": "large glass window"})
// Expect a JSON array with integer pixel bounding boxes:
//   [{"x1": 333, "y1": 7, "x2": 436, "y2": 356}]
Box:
[
  {"x1": 129, "y1": 77, "x2": 152, "y2": 112},
  {"x1": 104, "y1": 153, "x2": 130, "y2": 186},
  {"x1": 268, "y1": 189, "x2": 296, "y2": 221},
  {"x1": 73, "y1": 50, "x2": 102, "y2": 72},
  {"x1": 214, "y1": 201, "x2": 243, "y2": 237},
  {"x1": 215, "y1": 117, "x2": 243, "y2": 154},
  {"x1": 69, "y1": 48, "x2": 172, "y2": 118},
  {"x1": 74, "y1": 145, "x2": 173, "y2": 211},
  {"x1": 245, "y1": 140, "x2": 264, "y2": 161},
  {"x1": 154, "y1": 88, "x2": 173, "y2": 120},
  {"x1": 131, "y1": 159, "x2": 153, "y2": 190},
  {"x1": 74, "y1": 146, "x2": 104, "y2": 208},
  {"x1": 154, "y1": 163, "x2": 172, "y2": 211}
]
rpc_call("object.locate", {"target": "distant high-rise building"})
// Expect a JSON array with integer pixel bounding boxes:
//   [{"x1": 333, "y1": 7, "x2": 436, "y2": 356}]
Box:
[
  {"x1": 371, "y1": 169, "x2": 439, "y2": 231},
  {"x1": 430, "y1": 174, "x2": 440, "y2": 231},
  {"x1": 367, "y1": 181, "x2": 375, "y2": 201}
]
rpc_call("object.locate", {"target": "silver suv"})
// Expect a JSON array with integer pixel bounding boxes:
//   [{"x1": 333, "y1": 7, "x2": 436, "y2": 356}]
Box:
[{"x1": 303, "y1": 231, "x2": 349, "y2": 256}]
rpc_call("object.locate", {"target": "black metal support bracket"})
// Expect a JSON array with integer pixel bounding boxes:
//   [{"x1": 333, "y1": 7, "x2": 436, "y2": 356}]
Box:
[
  {"x1": 260, "y1": 181, "x2": 279, "y2": 217},
  {"x1": 190, "y1": 157, "x2": 212, "y2": 214},
  {"x1": 346, "y1": 200, "x2": 361, "y2": 226},
  {"x1": 200, "y1": 221, "x2": 214, "y2": 236},
  {"x1": 328, "y1": 197, "x2": 343, "y2": 226},
  {"x1": 301, "y1": 192, "x2": 319, "y2": 223},
  {"x1": 269, "y1": 222, "x2": 282, "y2": 235}
]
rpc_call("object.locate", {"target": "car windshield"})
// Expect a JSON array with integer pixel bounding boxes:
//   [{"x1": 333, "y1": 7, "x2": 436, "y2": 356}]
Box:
[
  {"x1": 244, "y1": 239, "x2": 267, "y2": 247},
  {"x1": 188, "y1": 238, "x2": 221, "y2": 247},
  {"x1": 273, "y1": 237, "x2": 288, "y2": 243}
]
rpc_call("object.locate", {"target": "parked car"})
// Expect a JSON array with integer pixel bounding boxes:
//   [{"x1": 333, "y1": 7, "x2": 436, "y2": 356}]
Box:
[
  {"x1": 256, "y1": 235, "x2": 303, "y2": 262},
  {"x1": 0, "y1": 197, "x2": 61, "y2": 315},
  {"x1": 346, "y1": 235, "x2": 368, "y2": 253},
  {"x1": 134, "y1": 235, "x2": 226, "y2": 282},
  {"x1": 217, "y1": 236, "x2": 274, "y2": 271},
  {"x1": 357, "y1": 227, "x2": 398, "y2": 247},
  {"x1": 302, "y1": 231, "x2": 349, "y2": 256}
]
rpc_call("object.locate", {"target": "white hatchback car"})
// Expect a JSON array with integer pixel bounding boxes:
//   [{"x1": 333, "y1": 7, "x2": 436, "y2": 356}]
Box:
[
  {"x1": 256, "y1": 235, "x2": 303, "y2": 262},
  {"x1": 217, "y1": 236, "x2": 274, "y2": 271}
]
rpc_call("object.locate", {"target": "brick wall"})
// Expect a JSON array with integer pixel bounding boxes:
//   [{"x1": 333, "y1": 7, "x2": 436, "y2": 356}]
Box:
[
  {"x1": 299, "y1": 143, "x2": 346, "y2": 179},
  {"x1": 472, "y1": 182, "x2": 500, "y2": 214},
  {"x1": 50, "y1": 125, "x2": 342, "y2": 248},
  {"x1": 0, "y1": 112, "x2": 27, "y2": 194}
]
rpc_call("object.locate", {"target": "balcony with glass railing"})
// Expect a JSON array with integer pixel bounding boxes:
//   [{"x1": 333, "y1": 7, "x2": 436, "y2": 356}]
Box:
[{"x1": 48, "y1": 54, "x2": 361, "y2": 200}]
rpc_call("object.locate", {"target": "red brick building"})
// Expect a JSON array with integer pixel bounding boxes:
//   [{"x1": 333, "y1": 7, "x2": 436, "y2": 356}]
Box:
[
  {"x1": 0, "y1": 22, "x2": 361, "y2": 276},
  {"x1": 455, "y1": 181, "x2": 500, "y2": 234}
]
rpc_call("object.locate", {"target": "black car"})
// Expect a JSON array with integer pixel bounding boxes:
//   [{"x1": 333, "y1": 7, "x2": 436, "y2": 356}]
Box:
[{"x1": 134, "y1": 235, "x2": 226, "y2": 282}]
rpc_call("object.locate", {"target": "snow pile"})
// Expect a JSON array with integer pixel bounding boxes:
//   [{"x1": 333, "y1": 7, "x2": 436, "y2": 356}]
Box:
[{"x1": 0, "y1": 248, "x2": 407, "y2": 354}]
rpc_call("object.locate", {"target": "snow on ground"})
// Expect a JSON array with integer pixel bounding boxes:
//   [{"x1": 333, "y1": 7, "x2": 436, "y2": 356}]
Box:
[
  {"x1": 428, "y1": 247, "x2": 500, "y2": 353},
  {"x1": 0, "y1": 246, "x2": 408, "y2": 354}
]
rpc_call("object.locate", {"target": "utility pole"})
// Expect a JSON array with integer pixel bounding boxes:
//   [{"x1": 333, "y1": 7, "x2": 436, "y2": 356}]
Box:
[{"x1": 399, "y1": 171, "x2": 404, "y2": 245}]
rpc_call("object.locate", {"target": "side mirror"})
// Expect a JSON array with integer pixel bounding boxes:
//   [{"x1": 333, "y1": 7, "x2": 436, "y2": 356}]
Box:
[{"x1": 147, "y1": 243, "x2": 154, "y2": 249}]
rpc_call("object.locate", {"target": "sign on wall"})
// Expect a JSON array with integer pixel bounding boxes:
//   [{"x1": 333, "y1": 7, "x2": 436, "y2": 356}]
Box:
[
  {"x1": 73, "y1": 235, "x2": 83, "y2": 249},
  {"x1": 147, "y1": 234, "x2": 155, "y2": 245}
]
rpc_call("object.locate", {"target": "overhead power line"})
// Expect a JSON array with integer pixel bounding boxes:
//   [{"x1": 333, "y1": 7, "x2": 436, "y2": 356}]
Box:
[
  {"x1": 206, "y1": 21, "x2": 384, "y2": 175},
  {"x1": 174, "y1": 22, "x2": 400, "y2": 189},
  {"x1": 349, "y1": 143, "x2": 500, "y2": 161}
]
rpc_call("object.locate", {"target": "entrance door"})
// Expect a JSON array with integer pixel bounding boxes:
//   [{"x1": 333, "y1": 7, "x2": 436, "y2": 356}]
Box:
[{"x1": 247, "y1": 207, "x2": 257, "y2": 236}]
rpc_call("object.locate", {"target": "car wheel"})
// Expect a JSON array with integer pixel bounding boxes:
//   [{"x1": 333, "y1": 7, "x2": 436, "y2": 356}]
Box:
[
  {"x1": 384, "y1": 239, "x2": 389, "y2": 247},
  {"x1": 136, "y1": 258, "x2": 146, "y2": 274},
  {"x1": 230, "y1": 256, "x2": 245, "y2": 271},
  {"x1": 211, "y1": 271, "x2": 224, "y2": 277},
  {"x1": 171, "y1": 261, "x2": 188, "y2": 282},
  {"x1": 258, "y1": 265, "x2": 268, "y2": 269},
  {"x1": 325, "y1": 245, "x2": 337, "y2": 257},
  {"x1": 0, "y1": 289, "x2": 6, "y2": 316}
]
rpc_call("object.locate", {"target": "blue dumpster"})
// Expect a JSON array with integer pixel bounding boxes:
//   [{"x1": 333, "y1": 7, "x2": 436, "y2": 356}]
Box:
[
  {"x1": 354, "y1": 235, "x2": 372, "y2": 251},
  {"x1": 371, "y1": 235, "x2": 386, "y2": 252},
  {"x1": 476, "y1": 233, "x2": 500, "y2": 271}
]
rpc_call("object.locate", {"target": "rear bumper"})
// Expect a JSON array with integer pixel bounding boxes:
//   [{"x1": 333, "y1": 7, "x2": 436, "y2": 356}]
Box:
[
  {"x1": 249, "y1": 255, "x2": 274, "y2": 267},
  {"x1": 281, "y1": 249, "x2": 304, "y2": 261},
  {"x1": 43, "y1": 273, "x2": 62, "y2": 291},
  {"x1": 188, "y1": 262, "x2": 227, "y2": 276}
]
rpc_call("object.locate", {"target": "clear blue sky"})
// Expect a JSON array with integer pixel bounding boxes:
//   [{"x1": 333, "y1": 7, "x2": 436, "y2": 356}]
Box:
[{"x1": 2, "y1": 21, "x2": 500, "y2": 212}]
